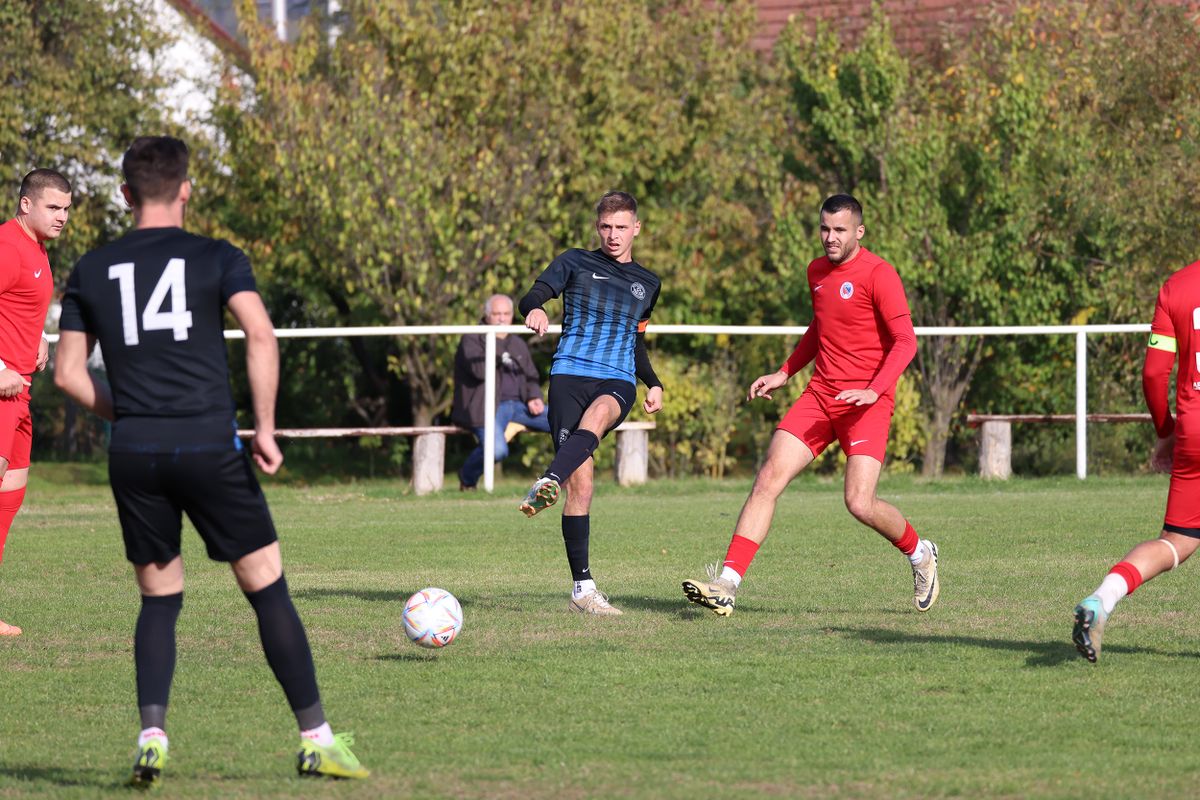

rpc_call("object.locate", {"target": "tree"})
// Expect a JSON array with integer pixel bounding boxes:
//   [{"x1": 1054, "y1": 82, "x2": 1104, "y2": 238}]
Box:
[{"x1": 219, "y1": 0, "x2": 775, "y2": 427}]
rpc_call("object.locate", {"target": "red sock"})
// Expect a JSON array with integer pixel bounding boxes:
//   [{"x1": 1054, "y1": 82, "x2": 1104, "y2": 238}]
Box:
[
  {"x1": 722, "y1": 535, "x2": 761, "y2": 578},
  {"x1": 1110, "y1": 561, "x2": 1144, "y2": 595},
  {"x1": 893, "y1": 520, "x2": 918, "y2": 556},
  {"x1": 0, "y1": 487, "x2": 26, "y2": 565}
]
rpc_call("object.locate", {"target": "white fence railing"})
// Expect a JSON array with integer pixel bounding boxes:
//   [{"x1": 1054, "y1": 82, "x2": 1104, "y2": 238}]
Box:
[{"x1": 51, "y1": 322, "x2": 1152, "y2": 487}]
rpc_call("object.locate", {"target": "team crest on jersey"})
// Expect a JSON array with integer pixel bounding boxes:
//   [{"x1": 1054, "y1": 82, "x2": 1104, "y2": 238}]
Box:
[
  {"x1": 839, "y1": 281, "x2": 854, "y2": 299},
  {"x1": 630, "y1": 282, "x2": 646, "y2": 300}
]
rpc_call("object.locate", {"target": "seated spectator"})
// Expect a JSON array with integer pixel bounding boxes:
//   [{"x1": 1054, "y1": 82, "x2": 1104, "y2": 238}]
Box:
[{"x1": 452, "y1": 294, "x2": 550, "y2": 489}]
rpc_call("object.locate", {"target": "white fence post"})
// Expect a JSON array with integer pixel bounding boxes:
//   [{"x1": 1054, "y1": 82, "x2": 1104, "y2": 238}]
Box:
[
  {"x1": 483, "y1": 330, "x2": 496, "y2": 492},
  {"x1": 1076, "y1": 331, "x2": 1088, "y2": 480}
]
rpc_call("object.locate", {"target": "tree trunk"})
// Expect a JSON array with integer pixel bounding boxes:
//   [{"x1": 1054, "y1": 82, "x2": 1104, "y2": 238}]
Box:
[{"x1": 916, "y1": 335, "x2": 984, "y2": 478}]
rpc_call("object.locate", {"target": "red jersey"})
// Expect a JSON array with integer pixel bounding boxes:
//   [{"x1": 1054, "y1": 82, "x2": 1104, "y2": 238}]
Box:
[
  {"x1": 1145, "y1": 260, "x2": 1200, "y2": 438},
  {"x1": 0, "y1": 219, "x2": 53, "y2": 375},
  {"x1": 781, "y1": 246, "x2": 915, "y2": 397}
]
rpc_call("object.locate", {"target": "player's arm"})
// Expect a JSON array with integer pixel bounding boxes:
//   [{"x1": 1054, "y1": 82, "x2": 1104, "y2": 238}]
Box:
[
  {"x1": 518, "y1": 280, "x2": 557, "y2": 336},
  {"x1": 1144, "y1": 332, "x2": 1176, "y2": 437},
  {"x1": 838, "y1": 312, "x2": 917, "y2": 407},
  {"x1": 750, "y1": 322, "x2": 818, "y2": 401},
  {"x1": 227, "y1": 291, "x2": 283, "y2": 475},
  {"x1": 635, "y1": 321, "x2": 663, "y2": 414},
  {"x1": 53, "y1": 331, "x2": 114, "y2": 421}
]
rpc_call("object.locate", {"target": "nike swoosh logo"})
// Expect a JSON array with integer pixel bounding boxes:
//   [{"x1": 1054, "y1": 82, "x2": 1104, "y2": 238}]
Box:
[
  {"x1": 850, "y1": 439, "x2": 868, "y2": 446},
  {"x1": 33, "y1": 270, "x2": 42, "y2": 278},
  {"x1": 592, "y1": 273, "x2": 610, "y2": 280},
  {"x1": 813, "y1": 284, "x2": 823, "y2": 291},
  {"x1": 1149, "y1": 336, "x2": 1160, "y2": 346},
  {"x1": 917, "y1": 576, "x2": 937, "y2": 610}
]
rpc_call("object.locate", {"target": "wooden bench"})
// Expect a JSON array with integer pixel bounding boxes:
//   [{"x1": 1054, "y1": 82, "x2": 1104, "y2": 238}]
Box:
[
  {"x1": 238, "y1": 421, "x2": 656, "y2": 495},
  {"x1": 966, "y1": 414, "x2": 1151, "y2": 479}
]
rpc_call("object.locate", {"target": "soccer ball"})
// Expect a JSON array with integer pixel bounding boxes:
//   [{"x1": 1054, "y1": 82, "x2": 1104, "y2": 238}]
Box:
[{"x1": 402, "y1": 587, "x2": 463, "y2": 648}]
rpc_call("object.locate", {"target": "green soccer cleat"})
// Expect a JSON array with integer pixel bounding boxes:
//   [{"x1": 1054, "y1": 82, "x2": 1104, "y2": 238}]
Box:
[
  {"x1": 128, "y1": 737, "x2": 167, "y2": 789},
  {"x1": 912, "y1": 541, "x2": 940, "y2": 612},
  {"x1": 297, "y1": 732, "x2": 370, "y2": 779},
  {"x1": 682, "y1": 564, "x2": 738, "y2": 617},
  {"x1": 1073, "y1": 595, "x2": 1108, "y2": 663},
  {"x1": 519, "y1": 477, "x2": 560, "y2": 518}
]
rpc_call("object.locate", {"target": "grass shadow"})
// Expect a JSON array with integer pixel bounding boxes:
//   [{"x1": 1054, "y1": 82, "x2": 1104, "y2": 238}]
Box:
[
  {"x1": 0, "y1": 763, "x2": 115, "y2": 790},
  {"x1": 293, "y1": 588, "x2": 432, "y2": 604},
  {"x1": 829, "y1": 626, "x2": 1200, "y2": 667}
]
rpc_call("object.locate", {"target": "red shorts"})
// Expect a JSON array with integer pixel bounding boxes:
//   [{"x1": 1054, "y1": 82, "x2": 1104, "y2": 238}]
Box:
[
  {"x1": 0, "y1": 389, "x2": 32, "y2": 471},
  {"x1": 778, "y1": 379, "x2": 894, "y2": 463},
  {"x1": 1165, "y1": 433, "x2": 1200, "y2": 534}
]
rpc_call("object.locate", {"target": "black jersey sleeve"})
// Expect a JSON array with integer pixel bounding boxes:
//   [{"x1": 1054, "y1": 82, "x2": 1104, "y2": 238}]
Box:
[
  {"x1": 518, "y1": 281, "x2": 556, "y2": 317},
  {"x1": 58, "y1": 262, "x2": 91, "y2": 333},
  {"x1": 634, "y1": 332, "x2": 662, "y2": 389},
  {"x1": 218, "y1": 241, "x2": 257, "y2": 302}
]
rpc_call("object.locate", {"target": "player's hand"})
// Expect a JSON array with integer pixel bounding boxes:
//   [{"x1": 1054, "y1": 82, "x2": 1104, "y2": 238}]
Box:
[
  {"x1": 525, "y1": 308, "x2": 549, "y2": 336},
  {"x1": 1151, "y1": 432, "x2": 1176, "y2": 473},
  {"x1": 251, "y1": 430, "x2": 284, "y2": 475},
  {"x1": 36, "y1": 337, "x2": 49, "y2": 372},
  {"x1": 527, "y1": 397, "x2": 545, "y2": 416},
  {"x1": 643, "y1": 385, "x2": 663, "y2": 414},
  {"x1": 748, "y1": 370, "x2": 789, "y2": 401},
  {"x1": 836, "y1": 388, "x2": 879, "y2": 406},
  {"x1": 0, "y1": 369, "x2": 30, "y2": 398}
]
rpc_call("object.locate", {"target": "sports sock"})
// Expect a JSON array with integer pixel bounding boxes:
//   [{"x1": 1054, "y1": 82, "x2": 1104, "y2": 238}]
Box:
[
  {"x1": 244, "y1": 575, "x2": 324, "y2": 731},
  {"x1": 573, "y1": 579, "x2": 597, "y2": 599},
  {"x1": 893, "y1": 520, "x2": 924, "y2": 562},
  {"x1": 135, "y1": 592, "x2": 183, "y2": 730},
  {"x1": 562, "y1": 515, "x2": 591, "y2": 582},
  {"x1": 543, "y1": 430, "x2": 600, "y2": 484},
  {"x1": 1095, "y1": 562, "x2": 1143, "y2": 614},
  {"x1": 720, "y1": 535, "x2": 760, "y2": 586},
  {"x1": 301, "y1": 721, "x2": 335, "y2": 746},
  {"x1": 138, "y1": 727, "x2": 168, "y2": 748},
  {"x1": 0, "y1": 486, "x2": 26, "y2": 564}
]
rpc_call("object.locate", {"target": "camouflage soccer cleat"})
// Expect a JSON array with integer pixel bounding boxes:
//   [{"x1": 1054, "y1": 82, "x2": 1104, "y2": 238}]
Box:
[
  {"x1": 912, "y1": 541, "x2": 940, "y2": 612},
  {"x1": 1073, "y1": 595, "x2": 1108, "y2": 663},
  {"x1": 682, "y1": 564, "x2": 738, "y2": 617},
  {"x1": 297, "y1": 732, "x2": 370, "y2": 779},
  {"x1": 128, "y1": 736, "x2": 167, "y2": 789},
  {"x1": 519, "y1": 477, "x2": 560, "y2": 518},
  {"x1": 568, "y1": 591, "x2": 623, "y2": 616}
]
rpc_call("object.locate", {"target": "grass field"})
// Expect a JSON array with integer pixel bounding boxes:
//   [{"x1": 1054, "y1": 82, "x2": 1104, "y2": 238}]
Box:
[{"x1": 2, "y1": 468, "x2": 1200, "y2": 798}]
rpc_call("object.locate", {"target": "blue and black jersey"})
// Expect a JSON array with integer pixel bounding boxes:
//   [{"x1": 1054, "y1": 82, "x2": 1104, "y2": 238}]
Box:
[{"x1": 527, "y1": 248, "x2": 660, "y2": 384}]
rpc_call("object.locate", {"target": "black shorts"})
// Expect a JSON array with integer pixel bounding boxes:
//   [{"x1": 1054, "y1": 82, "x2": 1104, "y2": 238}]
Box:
[
  {"x1": 547, "y1": 374, "x2": 637, "y2": 451},
  {"x1": 109, "y1": 448, "x2": 278, "y2": 565}
]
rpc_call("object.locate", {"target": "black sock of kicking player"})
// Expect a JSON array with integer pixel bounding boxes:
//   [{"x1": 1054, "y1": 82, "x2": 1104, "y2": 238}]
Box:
[
  {"x1": 544, "y1": 430, "x2": 600, "y2": 484},
  {"x1": 562, "y1": 515, "x2": 591, "y2": 582},
  {"x1": 135, "y1": 592, "x2": 183, "y2": 730},
  {"x1": 243, "y1": 575, "x2": 325, "y2": 731}
]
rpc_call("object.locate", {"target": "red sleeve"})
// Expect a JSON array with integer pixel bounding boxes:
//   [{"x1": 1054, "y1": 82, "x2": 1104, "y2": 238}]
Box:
[
  {"x1": 867, "y1": 313, "x2": 916, "y2": 395},
  {"x1": 1143, "y1": 284, "x2": 1176, "y2": 437},
  {"x1": 0, "y1": 243, "x2": 20, "y2": 295},
  {"x1": 780, "y1": 321, "x2": 818, "y2": 376}
]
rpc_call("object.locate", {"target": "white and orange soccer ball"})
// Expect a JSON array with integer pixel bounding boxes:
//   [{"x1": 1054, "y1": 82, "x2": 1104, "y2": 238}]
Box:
[{"x1": 402, "y1": 588, "x2": 463, "y2": 648}]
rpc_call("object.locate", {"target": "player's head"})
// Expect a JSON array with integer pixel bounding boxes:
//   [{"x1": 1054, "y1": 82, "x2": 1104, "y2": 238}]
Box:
[
  {"x1": 16, "y1": 169, "x2": 72, "y2": 242},
  {"x1": 595, "y1": 191, "x2": 640, "y2": 263},
  {"x1": 121, "y1": 136, "x2": 191, "y2": 208},
  {"x1": 819, "y1": 193, "x2": 865, "y2": 265},
  {"x1": 483, "y1": 294, "x2": 514, "y2": 325}
]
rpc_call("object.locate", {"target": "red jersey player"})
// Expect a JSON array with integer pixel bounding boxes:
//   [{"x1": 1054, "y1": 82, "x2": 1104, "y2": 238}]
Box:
[
  {"x1": 1073, "y1": 260, "x2": 1200, "y2": 662},
  {"x1": 0, "y1": 169, "x2": 71, "y2": 637},
  {"x1": 682, "y1": 194, "x2": 937, "y2": 616}
]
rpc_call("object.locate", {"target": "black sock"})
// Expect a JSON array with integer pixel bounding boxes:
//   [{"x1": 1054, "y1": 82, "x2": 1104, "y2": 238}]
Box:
[
  {"x1": 244, "y1": 575, "x2": 325, "y2": 731},
  {"x1": 135, "y1": 592, "x2": 183, "y2": 730},
  {"x1": 562, "y1": 515, "x2": 591, "y2": 582},
  {"x1": 544, "y1": 430, "x2": 599, "y2": 484}
]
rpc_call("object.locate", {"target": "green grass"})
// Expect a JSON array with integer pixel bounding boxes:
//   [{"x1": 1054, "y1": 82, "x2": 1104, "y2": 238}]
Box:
[{"x1": 2, "y1": 471, "x2": 1199, "y2": 798}]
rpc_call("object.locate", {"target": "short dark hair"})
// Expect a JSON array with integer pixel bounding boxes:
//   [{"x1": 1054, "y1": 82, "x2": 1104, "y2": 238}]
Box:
[
  {"x1": 122, "y1": 136, "x2": 189, "y2": 206},
  {"x1": 820, "y1": 193, "x2": 863, "y2": 225},
  {"x1": 19, "y1": 169, "x2": 71, "y2": 200},
  {"x1": 595, "y1": 191, "x2": 638, "y2": 218}
]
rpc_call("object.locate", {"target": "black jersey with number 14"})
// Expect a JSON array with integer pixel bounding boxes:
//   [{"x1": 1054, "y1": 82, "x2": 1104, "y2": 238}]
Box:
[{"x1": 58, "y1": 227, "x2": 258, "y2": 453}]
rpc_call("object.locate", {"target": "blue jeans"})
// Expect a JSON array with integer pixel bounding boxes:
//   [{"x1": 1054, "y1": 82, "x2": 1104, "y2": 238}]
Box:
[{"x1": 459, "y1": 400, "x2": 551, "y2": 487}]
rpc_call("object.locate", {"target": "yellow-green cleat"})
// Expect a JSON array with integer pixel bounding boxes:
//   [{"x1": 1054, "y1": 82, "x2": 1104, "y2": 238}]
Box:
[
  {"x1": 128, "y1": 737, "x2": 167, "y2": 789},
  {"x1": 297, "y1": 732, "x2": 369, "y2": 779},
  {"x1": 682, "y1": 564, "x2": 738, "y2": 617}
]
